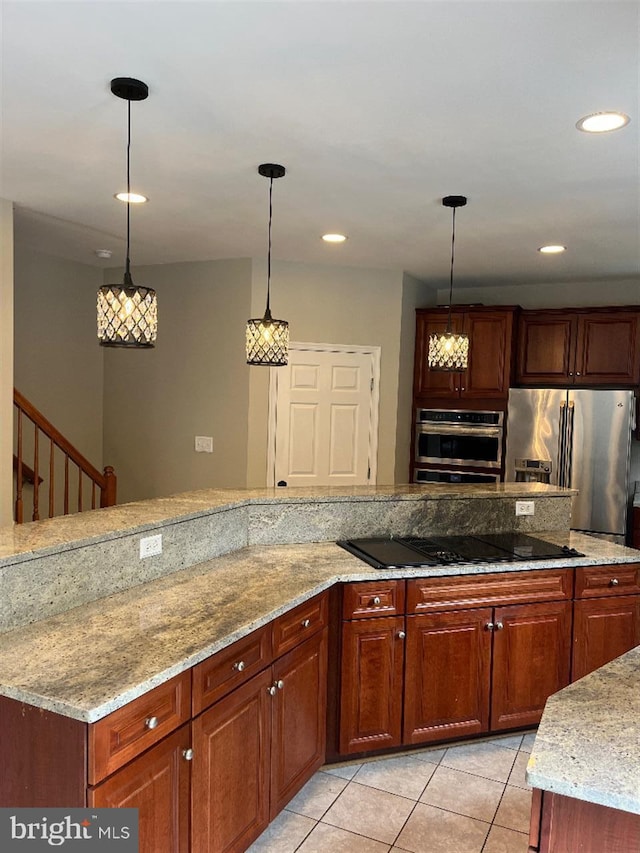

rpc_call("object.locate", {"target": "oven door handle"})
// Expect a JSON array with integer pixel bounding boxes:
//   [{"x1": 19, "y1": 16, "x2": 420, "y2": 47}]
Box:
[{"x1": 416, "y1": 424, "x2": 503, "y2": 438}]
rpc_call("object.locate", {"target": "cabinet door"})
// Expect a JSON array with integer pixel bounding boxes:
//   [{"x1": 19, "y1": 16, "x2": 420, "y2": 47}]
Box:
[
  {"x1": 191, "y1": 669, "x2": 271, "y2": 853},
  {"x1": 574, "y1": 313, "x2": 640, "y2": 385},
  {"x1": 88, "y1": 724, "x2": 191, "y2": 853},
  {"x1": 491, "y1": 601, "x2": 571, "y2": 731},
  {"x1": 462, "y1": 311, "x2": 514, "y2": 399},
  {"x1": 403, "y1": 609, "x2": 492, "y2": 745},
  {"x1": 270, "y1": 628, "x2": 328, "y2": 816},
  {"x1": 572, "y1": 596, "x2": 640, "y2": 681},
  {"x1": 516, "y1": 314, "x2": 575, "y2": 385},
  {"x1": 339, "y1": 617, "x2": 405, "y2": 754},
  {"x1": 414, "y1": 312, "x2": 463, "y2": 399}
]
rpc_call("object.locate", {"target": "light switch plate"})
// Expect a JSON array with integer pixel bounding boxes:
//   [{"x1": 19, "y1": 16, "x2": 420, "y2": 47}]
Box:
[
  {"x1": 140, "y1": 534, "x2": 162, "y2": 558},
  {"x1": 515, "y1": 500, "x2": 535, "y2": 516},
  {"x1": 195, "y1": 436, "x2": 213, "y2": 453}
]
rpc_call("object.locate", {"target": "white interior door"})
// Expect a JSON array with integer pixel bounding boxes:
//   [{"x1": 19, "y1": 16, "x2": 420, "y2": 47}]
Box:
[{"x1": 268, "y1": 344, "x2": 379, "y2": 487}]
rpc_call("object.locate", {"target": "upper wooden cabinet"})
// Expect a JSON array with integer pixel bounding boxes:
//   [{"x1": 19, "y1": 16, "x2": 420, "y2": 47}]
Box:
[
  {"x1": 516, "y1": 309, "x2": 640, "y2": 387},
  {"x1": 414, "y1": 307, "x2": 516, "y2": 402}
]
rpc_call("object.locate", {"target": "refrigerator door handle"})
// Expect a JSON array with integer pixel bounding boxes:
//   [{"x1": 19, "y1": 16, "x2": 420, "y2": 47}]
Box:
[
  {"x1": 558, "y1": 401, "x2": 568, "y2": 487},
  {"x1": 565, "y1": 400, "x2": 575, "y2": 488}
]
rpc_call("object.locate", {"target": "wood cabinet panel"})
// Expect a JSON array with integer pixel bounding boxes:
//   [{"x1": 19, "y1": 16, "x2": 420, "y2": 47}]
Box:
[
  {"x1": 491, "y1": 601, "x2": 571, "y2": 731},
  {"x1": 339, "y1": 616, "x2": 405, "y2": 754},
  {"x1": 192, "y1": 625, "x2": 272, "y2": 715},
  {"x1": 574, "y1": 563, "x2": 640, "y2": 598},
  {"x1": 270, "y1": 629, "x2": 328, "y2": 816},
  {"x1": 463, "y1": 311, "x2": 514, "y2": 398},
  {"x1": 403, "y1": 609, "x2": 492, "y2": 744},
  {"x1": 536, "y1": 791, "x2": 640, "y2": 853},
  {"x1": 575, "y1": 313, "x2": 640, "y2": 385},
  {"x1": 516, "y1": 315, "x2": 575, "y2": 384},
  {"x1": 342, "y1": 579, "x2": 405, "y2": 619},
  {"x1": 88, "y1": 724, "x2": 191, "y2": 853},
  {"x1": 272, "y1": 592, "x2": 328, "y2": 657},
  {"x1": 407, "y1": 569, "x2": 572, "y2": 613},
  {"x1": 414, "y1": 313, "x2": 463, "y2": 399},
  {"x1": 89, "y1": 671, "x2": 191, "y2": 785},
  {"x1": 572, "y1": 596, "x2": 640, "y2": 681},
  {"x1": 191, "y1": 669, "x2": 272, "y2": 853}
]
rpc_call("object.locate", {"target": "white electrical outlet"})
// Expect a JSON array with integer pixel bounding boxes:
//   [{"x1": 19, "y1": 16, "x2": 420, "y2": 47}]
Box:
[
  {"x1": 195, "y1": 436, "x2": 213, "y2": 453},
  {"x1": 515, "y1": 500, "x2": 535, "y2": 516},
  {"x1": 140, "y1": 533, "x2": 163, "y2": 558}
]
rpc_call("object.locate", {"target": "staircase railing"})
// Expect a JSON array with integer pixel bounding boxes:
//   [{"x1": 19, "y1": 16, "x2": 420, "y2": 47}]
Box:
[{"x1": 13, "y1": 388, "x2": 116, "y2": 523}]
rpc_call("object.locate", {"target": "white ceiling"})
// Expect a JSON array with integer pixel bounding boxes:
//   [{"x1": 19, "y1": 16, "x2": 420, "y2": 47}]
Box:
[{"x1": 2, "y1": 1, "x2": 638, "y2": 289}]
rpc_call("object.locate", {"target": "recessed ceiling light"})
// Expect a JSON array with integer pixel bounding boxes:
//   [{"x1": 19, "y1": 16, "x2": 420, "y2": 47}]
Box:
[
  {"x1": 576, "y1": 112, "x2": 630, "y2": 133},
  {"x1": 114, "y1": 192, "x2": 148, "y2": 203},
  {"x1": 322, "y1": 233, "x2": 347, "y2": 243},
  {"x1": 538, "y1": 245, "x2": 566, "y2": 254}
]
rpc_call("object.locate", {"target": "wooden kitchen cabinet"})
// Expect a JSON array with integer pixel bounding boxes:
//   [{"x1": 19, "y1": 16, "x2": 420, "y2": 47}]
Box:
[
  {"x1": 413, "y1": 307, "x2": 516, "y2": 402},
  {"x1": 88, "y1": 723, "x2": 191, "y2": 853},
  {"x1": 516, "y1": 308, "x2": 640, "y2": 387},
  {"x1": 192, "y1": 627, "x2": 328, "y2": 853},
  {"x1": 572, "y1": 563, "x2": 640, "y2": 681}
]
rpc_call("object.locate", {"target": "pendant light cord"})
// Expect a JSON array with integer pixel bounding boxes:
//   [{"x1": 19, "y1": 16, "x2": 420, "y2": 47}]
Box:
[
  {"x1": 266, "y1": 175, "x2": 274, "y2": 315},
  {"x1": 124, "y1": 97, "x2": 133, "y2": 286},
  {"x1": 446, "y1": 206, "x2": 457, "y2": 332}
]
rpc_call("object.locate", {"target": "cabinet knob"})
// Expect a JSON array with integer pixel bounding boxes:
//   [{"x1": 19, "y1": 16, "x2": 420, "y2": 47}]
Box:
[
  {"x1": 568, "y1": 372, "x2": 573, "y2": 376},
  {"x1": 485, "y1": 622, "x2": 494, "y2": 631},
  {"x1": 145, "y1": 716, "x2": 159, "y2": 730},
  {"x1": 267, "y1": 685, "x2": 277, "y2": 696},
  {"x1": 233, "y1": 660, "x2": 246, "y2": 672},
  {"x1": 397, "y1": 631, "x2": 406, "y2": 640},
  {"x1": 461, "y1": 387, "x2": 465, "y2": 392},
  {"x1": 495, "y1": 621, "x2": 504, "y2": 630},
  {"x1": 576, "y1": 372, "x2": 581, "y2": 376},
  {"x1": 276, "y1": 679, "x2": 285, "y2": 690},
  {"x1": 301, "y1": 618, "x2": 311, "y2": 628},
  {"x1": 373, "y1": 596, "x2": 381, "y2": 606},
  {"x1": 610, "y1": 578, "x2": 620, "y2": 586},
  {"x1": 182, "y1": 748, "x2": 194, "y2": 761}
]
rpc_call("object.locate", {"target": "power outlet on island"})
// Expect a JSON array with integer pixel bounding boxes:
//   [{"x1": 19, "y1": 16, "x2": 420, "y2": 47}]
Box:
[
  {"x1": 140, "y1": 534, "x2": 163, "y2": 559},
  {"x1": 515, "y1": 500, "x2": 535, "y2": 517}
]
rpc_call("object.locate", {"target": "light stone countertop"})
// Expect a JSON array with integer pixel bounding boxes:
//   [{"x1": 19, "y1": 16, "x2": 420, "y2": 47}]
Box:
[
  {"x1": 0, "y1": 530, "x2": 638, "y2": 723},
  {"x1": 0, "y1": 482, "x2": 573, "y2": 566},
  {"x1": 526, "y1": 646, "x2": 640, "y2": 815}
]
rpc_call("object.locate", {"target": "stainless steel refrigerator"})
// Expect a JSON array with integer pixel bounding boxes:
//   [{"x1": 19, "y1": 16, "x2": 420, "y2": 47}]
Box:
[{"x1": 504, "y1": 388, "x2": 636, "y2": 541}]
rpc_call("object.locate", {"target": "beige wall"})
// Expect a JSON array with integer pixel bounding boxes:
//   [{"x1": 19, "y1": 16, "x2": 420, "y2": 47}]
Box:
[
  {"x1": 438, "y1": 277, "x2": 640, "y2": 308},
  {"x1": 103, "y1": 259, "x2": 252, "y2": 504},
  {"x1": 0, "y1": 201, "x2": 14, "y2": 525},
  {"x1": 246, "y1": 259, "x2": 411, "y2": 487}
]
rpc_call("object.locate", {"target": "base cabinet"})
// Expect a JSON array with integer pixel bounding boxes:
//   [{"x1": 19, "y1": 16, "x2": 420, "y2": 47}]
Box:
[
  {"x1": 572, "y1": 595, "x2": 640, "y2": 681},
  {"x1": 192, "y1": 629, "x2": 328, "y2": 853}
]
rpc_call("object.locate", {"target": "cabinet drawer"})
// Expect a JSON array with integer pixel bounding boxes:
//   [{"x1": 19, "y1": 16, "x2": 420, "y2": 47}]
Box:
[
  {"x1": 343, "y1": 580, "x2": 405, "y2": 619},
  {"x1": 88, "y1": 671, "x2": 191, "y2": 785},
  {"x1": 192, "y1": 624, "x2": 272, "y2": 715},
  {"x1": 272, "y1": 592, "x2": 328, "y2": 658},
  {"x1": 575, "y1": 564, "x2": 640, "y2": 598},
  {"x1": 407, "y1": 569, "x2": 572, "y2": 613}
]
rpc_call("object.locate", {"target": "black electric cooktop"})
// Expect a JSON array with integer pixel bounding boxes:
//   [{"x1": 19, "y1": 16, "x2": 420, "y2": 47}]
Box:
[{"x1": 337, "y1": 533, "x2": 583, "y2": 570}]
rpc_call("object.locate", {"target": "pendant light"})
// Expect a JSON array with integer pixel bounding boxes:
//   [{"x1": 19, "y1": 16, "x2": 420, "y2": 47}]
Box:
[
  {"x1": 246, "y1": 163, "x2": 289, "y2": 366},
  {"x1": 97, "y1": 77, "x2": 157, "y2": 348},
  {"x1": 428, "y1": 195, "x2": 469, "y2": 371}
]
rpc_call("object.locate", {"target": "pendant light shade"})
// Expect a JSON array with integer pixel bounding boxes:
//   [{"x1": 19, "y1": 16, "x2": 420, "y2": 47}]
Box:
[
  {"x1": 246, "y1": 163, "x2": 289, "y2": 366},
  {"x1": 428, "y1": 195, "x2": 469, "y2": 372},
  {"x1": 98, "y1": 77, "x2": 157, "y2": 348}
]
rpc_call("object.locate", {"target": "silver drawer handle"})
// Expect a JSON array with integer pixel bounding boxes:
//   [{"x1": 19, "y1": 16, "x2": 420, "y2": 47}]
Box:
[
  {"x1": 301, "y1": 618, "x2": 311, "y2": 628},
  {"x1": 145, "y1": 716, "x2": 159, "y2": 730},
  {"x1": 610, "y1": 578, "x2": 620, "y2": 586},
  {"x1": 233, "y1": 660, "x2": 246, "y2": 672},
  {"x1": 182, "y1": 748, "x2": 194, "y2": 761},
  {"x1": 373, "y1": 596, "x2": 381, "y2": 606},
  {"x1": 397, "y1": 631, "x2": 406, "y2": 640}
]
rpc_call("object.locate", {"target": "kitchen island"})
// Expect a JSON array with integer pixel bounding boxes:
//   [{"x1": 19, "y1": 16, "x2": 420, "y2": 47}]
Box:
[
  {"x1": 526, "y1": 647, "x2": 640, "y2": 852},
  {"x1": 1, "y1": 483, "x2": 638, "y2": 852}
]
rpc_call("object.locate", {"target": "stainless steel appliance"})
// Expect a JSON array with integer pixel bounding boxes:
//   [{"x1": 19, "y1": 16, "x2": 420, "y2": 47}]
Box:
[
  {"x1": 505, "y1": 389, "x2": 636, "y2": 540},
  {"x1": 338, "y1": 533, "x2": 583, "y2": 569},
  {"x1": 414, "y1": 409, "x2": 504, "y2": 470},
  {"x1": 413, "y1": 468, "x2": 500, "y2": 484}
]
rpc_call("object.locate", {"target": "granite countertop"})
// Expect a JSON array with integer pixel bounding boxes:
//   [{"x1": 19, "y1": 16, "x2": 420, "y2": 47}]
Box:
[
  {"x1": 0, "y1": 530, "x2": 637, "y2": 724},
  {"x1": 0, "y1": 482, "x2": 573, "y2": 565},
  {"x1": 526, "y1": 646, "x2": 640, "y2": 815}
]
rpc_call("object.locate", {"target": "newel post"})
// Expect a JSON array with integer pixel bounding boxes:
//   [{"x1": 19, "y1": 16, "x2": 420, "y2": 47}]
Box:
[{"x1": 101, "y1": 466, "x2": 117, "y2": 508}]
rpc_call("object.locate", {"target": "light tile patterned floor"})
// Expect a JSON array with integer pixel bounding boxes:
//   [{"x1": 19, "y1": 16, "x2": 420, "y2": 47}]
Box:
[{"x1": 248, "y1": 731, "x2": 537, "y2": 853}]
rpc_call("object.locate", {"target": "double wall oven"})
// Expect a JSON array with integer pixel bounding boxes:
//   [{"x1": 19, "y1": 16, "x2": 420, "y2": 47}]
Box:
[{"x1": 413, "y1": 408, "x2": 504, "y2": 484}]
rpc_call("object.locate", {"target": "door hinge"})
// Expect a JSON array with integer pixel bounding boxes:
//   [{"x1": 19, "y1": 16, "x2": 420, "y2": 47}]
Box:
[
  {"x1": 370, "y1": 377, "x2": 374, "y2": 391},
  {"x1": 367, "y1": 465, "x2": 371, "y2": 480}
]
